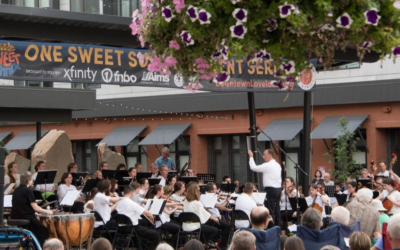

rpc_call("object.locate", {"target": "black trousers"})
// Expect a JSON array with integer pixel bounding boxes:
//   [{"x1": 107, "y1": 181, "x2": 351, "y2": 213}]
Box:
[
  {"x1": 161, "y1": 221, "x2": 180, "y2": 245},
  {"x1": 205, "y1": 218, "x2": 231, "y2": 249},
  {"x1": 280, "y1": 210, "x2": 295, "y2": 232},
  {"x1": 26, "y1": 215, "x2": 49, "y2": 247},
  {"x1": 134, "y1": 225, "x2": 161, "y2": 250},
  {"x1": 264, "y1": 187, "x2": 282, "y2": 227},
  {"x1": 199, "y1": 223, "x2": 219, "y2": 244}
]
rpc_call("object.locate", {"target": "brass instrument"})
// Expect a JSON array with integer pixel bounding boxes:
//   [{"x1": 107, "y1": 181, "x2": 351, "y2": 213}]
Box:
[{"x1": 76, "y1": 174, "x2": 91, "y2": 190}]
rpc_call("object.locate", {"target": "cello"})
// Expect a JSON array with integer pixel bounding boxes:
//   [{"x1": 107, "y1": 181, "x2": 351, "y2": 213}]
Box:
[{"x1": 389, "y1": 153, "x2": 400, "y2": 191}]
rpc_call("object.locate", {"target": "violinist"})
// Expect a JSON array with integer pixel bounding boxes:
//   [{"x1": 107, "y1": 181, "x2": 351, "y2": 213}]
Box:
[
  {"x1": 305, "y1": 184, "x2": 329, "y2": 226},
  {"x1": 138, "y1": 178, "x2": 149, "y2": 198},
  {"x1": 382, "y1": 178, "x2": 400, "y2": 214},
  {"x1": 374, "y1": 177, "x2": 387, "y2": 201},
  {"x1": 344, "y1": 181, "x2": 358, "y2": 206},
  {"x1": 172, "y1": 181, "x2": 186, "y2": 199},
  {"x1": 280, "y1": 177, "x2": 298, "y2": 235},
  {"x1": 109, "y1": 178, "x2": 119, "y2": 197},
  {"x1": 167, "y1": 175, "x2": 177, "y2": 188}
]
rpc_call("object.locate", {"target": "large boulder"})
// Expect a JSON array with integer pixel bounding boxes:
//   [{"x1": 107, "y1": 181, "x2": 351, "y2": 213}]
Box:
[
  {"x1": 97, "y1": 143, "x2": 126, "y2": 169},
  {"x1": 5, "y1": 152, "x2": 31, "y2": 173},
  {"x1": 31, "y1": 129, "x2": 74, "y2": 183}
]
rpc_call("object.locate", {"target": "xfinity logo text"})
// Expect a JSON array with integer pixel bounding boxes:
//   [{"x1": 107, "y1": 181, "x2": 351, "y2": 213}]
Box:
[
  {"x1": 101, "y1": 68, "x2": 137, "y2": 83},
  {"x1": 142, "y1": 72, "x2": 169, "y2": 82}
]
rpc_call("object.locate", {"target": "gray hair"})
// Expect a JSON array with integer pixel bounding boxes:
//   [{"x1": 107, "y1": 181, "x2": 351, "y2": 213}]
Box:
[
  {"x1": 43, "y1": 238, "x2": 64, "y2": 250},
  {"x1": 151, "y1": 163, "x2": 158, "y2": 168},
  {"x1": 388, "y1": 213, "x2": 400, "y2": 241},
  {"x1": 324, "y1": 173, "x2": 330, "y2": 177},
  {"x1": 360, "y1": 168, "x2": 368, "y2": 173},
  {"x1": 90, "y1": 238, "x2": 112, "y2": 250},
  {"x1": 161, "y1": 147, "x2": 170, "y2": 153},
  {"x1": 301, "y1": 208, "x2": 323, "y2": 230},
  {"x1": 357, "y1": 188, "x2": 373, "y2": 203},
  {"x1": 160, "y1": 164, "x2": 169, "y2": 171},
  {"x1": 20, "y1": 171, "x2": 32, "y2": 186},
  {"x1": 331, "y1": 206, "x2": 350, "y2": 225},
  {"x1": 231, "y1": 230, "x2": 256, "y2": 250},
  {"x1": 155, "y1": 243, "x2": 174, "y2": 250}
]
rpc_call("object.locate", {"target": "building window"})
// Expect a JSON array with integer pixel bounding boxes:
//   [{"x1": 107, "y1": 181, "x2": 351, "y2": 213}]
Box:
[
  {"x1": 5, "y1": 0, "x2": 54, "y2": 8},
  {"x1": 72, "y1": 141, "x2": 77, "y2": 162},
  {"x1": 231, "y1": 135, "x2": 240, "y2": 182},
  {"x1": 85, "y1": 141, "x2": 92, "y2": 172},
  {"x1": 124, "y1": 138, "x2": 147, "y2": 171},
  {"x1": 14, "y1": 80, "x2": 53, "y2": 88},
  {"x1": 282, "y1": 134, "x2": 302, "y2": 180},
  {"x1": 169, "y1": 136, "x2": 190, "y2": 170},
  {"x1": 353, "y1": 129, "x2": 367, "y2": 168},
  {"x1": 72, "y1": 83, "x2": 101, "y2": 89},
  {"x1": 103, "y1": 0, "x2": 141, "y2": 17},
  {"x1": 71, "y1": 0, "x2": 100, "y2": 14},
  {"x1": 213, "y1": 136, "x2": 222, "y2": 182}
]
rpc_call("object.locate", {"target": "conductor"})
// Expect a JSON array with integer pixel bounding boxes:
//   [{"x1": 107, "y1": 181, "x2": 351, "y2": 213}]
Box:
[{"x1": 248, "y1": 149, "x2": 282, "y2": 227}]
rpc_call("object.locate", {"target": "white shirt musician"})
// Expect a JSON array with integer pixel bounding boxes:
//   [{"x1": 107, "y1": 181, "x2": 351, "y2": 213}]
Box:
[
  {"x1": 382, "y1": 178, "x2": 400, "y2": 214},
  {"x1": 305, "y1": 184, "x2": 329, "y2": 218},
  {"x1": 159, "y1": 165, "x2": 169, "y2": 187},
  {"x1": 235, "y1": 183, "x2": 257, "y2": 228},
  {"x1": 377, "y1": 161, "x2": 400, "y2": 183}
]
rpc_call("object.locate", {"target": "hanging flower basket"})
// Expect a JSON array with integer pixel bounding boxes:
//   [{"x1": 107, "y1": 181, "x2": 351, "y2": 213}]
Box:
[{"x1": 131, "y1": 0, "x2": 400, "y2": 90}]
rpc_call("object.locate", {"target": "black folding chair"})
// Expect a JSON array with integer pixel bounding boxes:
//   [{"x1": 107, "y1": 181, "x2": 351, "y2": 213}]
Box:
[
  {"x1": 91, "y1": 211, "x2": 116, "y2": 243},
  {"x1": 113, "y1": 214, "x2": 139, "y2": 250},
  {"x1": 176, "y1": 212, "x2": 202, "y2": 250},
  {"x1": 231, "y1": 209, "x2": 251, "y2": 229}
]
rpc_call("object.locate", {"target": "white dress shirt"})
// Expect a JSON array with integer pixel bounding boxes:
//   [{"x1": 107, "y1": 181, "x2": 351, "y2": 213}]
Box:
[
  {"x1": 306, "y1": 195, "x2": 328, "y2": 218},
  {"x1": 183, "y1": 200, "x2": 210, "y2": 231},
  {"x1": 4, "y1": 174, "x2": 21, "y2": 187},
  {"x1": 94, "y1": 193, "x2": 112, "y2": 228},
  {"x1": 235, "y1": 193, "x2": 257, "y2": 228},
  {"x1": 117, "y1": 197, "x2": 145, "y2": 226},
  {"x1": 159, "y1": 177, "x2": 167, "y2": 187},
  {"x1": 249, "y1": 158, "x2": 281, "y2": 188},
  {"x1": 57, "y1": 184, "x2": 77, "y2": 201},
  {"x1": 32, "y1": 172, "x2": 54, "y2": 192}
]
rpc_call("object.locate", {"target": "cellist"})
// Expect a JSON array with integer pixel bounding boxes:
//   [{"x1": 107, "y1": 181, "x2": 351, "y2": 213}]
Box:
[
  {"x1": 382, "y1": 178, "x2": 400, "y2": 215},
  {"x1": 306, "y1": 184, "x2": 330, "y2": 227}
]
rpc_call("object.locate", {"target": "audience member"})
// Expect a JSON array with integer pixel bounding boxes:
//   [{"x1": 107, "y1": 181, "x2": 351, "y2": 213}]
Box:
[
  {"x1": 155, "y1": 243, "x2": 174, "y2": 250},
  {"x1": 370, "y1": 199, "x2": 390, "y2": 230},
  {"x1": 319, "y1": 246, "x2": 337, "y2": 250},
  {"x1": 346, "y1": 188, "x2": 381, "y2": 240},
  {"x1": 331, "y1": 206, "x2": 350, "y2": 226},
  {"x1": 231, "y1": 230, "x2": 256, "y2": 250},
  {"x1": 249, "y1": 206, "x2": 274, "y2": 249},
  {"x1": 183, "y1": 239, "x2": 205, "y2": 250},
  {"x1": 90, "y1": 238, "x2": 112, "y2": 250},
  {"x1": 388, "y1": 213, "x2": 400, "y2": 250},
  {"x1": 284, "y1": 237, "x2": 305, "y2": 250},
  {"x1": 349, "y1": 232, "x2": 371, "y2": 250},
  {"x1": 43, "y1": 238, "x2": 64, "y2": 250},
  {"x1": 280, "y1": 235, "x2": 288, "y2": 250},
  {"x1": 301, "y1": 208, "x2": 323, "y2": 230}
]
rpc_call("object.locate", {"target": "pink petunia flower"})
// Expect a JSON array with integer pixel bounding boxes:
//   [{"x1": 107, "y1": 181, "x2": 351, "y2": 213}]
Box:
[{"x1": 169, "y1": 40, "x2": 180, "y2": 50}]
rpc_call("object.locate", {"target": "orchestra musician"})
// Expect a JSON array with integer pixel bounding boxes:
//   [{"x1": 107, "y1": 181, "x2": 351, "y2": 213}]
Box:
[
  {"x1": 155, "y1": 147, "x2": 176, "y2": 170},
  {"x1": 312, "y1": 170, "x2": 323, "y2": 184},
  {"x1": 305, "y1": 184, "x2": 329, "y2": 228},
  {"x1": 159, "y1": 165, "x2": 169, "y2": 187},
  {"x1": 377, "y1": 161, "x2": 400, "y2": 183},
  {"x1": 32, "y1": 161, "x2": 56, "y2": 201},
  {"x1": 109, "y1": 178, "x2": 119, "y2": 197},
  {"x1": 382, "y1": 178, "x2": 400, "y2": 214},
  {"x1": 182, "y1": 184, "x2": 220, "y2": 249},
  {"x1": 222, "y1": 176, "x2": 231, "y2": 184},
  {"x1": 148, "y1": 184, "x2": 180, "y2": 245},
  {"x1": 10, "y1": 171, "x2": 53, "y2": 246},
  {"x1": 280, "y1": 177, "x2": 298, "y2": 235},
  {"x1": 128, "y1": 167, "x2": 137, "y2": 182},
  {"x1": 235, "y1": 182, "x2": 257, "y2": 229},
  {"x1": 344, "y1": 181, "x2": 358, "y2": 206},
  {"x1": 130, "y1": 181, "x2": 146, "y2": 205},
  {"x1": 167, "y1": 175, "x2": 177, "y2": 187},
  {"x1": 360, "y1": 168, "x2": 373, "y2": 179},
  {"x1": 135, "y1": 162, "x2": 143, "y2": 173},
  {"x1": 4, "y1": 162, "x2": 20, "y2": 192},
  {"x1": 57, "y1": 173, "x2": 84, "y2": 213},
  {"x1": 172, "y1": 181, "x2": 186, "y2": 199},
  {"x1": 374, "y1": 177, "x2": 387, "y2": 200},
  {"x1": 67, "y1": 163, "x2": 78, "y2": 173},
  {"x1": 138, "y1": 178, "x2": 149, "y2": 198},
  {"x1": 116, "y1": 164, "x2": 126, "y2": 171},
  {"x1": 234, "y1": 180, "x2": 240, "y2": 193},
  {"x1": 150, "y1": 163, "x2": 159, "y2": 178},
  {"x1": 93, "y1": 179, "x2": 121, "y2": 230},
  {"x1": 98, "y1": 161, "x2": 109, "y2": 171},
  {"x1": 116, "y1": 185, "x2": 160, "y2": 250},
  {"x1": 83, "y1": 188, "x2": 98, "y2": 214},
  {"x1": 248, "y1": 149, "x2": 282, "y2": 227},
  {"x1": 93, "y1": 170, "x2": 103, "y2": 179}
]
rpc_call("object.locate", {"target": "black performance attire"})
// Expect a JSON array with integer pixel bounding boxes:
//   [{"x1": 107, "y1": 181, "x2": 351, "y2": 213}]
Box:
[{"x1": 10, "y1": 185, "x2": 49, "y2": 247}]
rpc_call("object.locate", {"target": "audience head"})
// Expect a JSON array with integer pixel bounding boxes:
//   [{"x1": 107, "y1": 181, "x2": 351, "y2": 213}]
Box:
[
  {"x1": 67, "y1": 163, "x2": 77, "y2": 173},
  {"x1": 43, "y1": 238, "x2": 64, "y2": 250},
  {"x1": 349, "y1": 232, "x2": 371, "y2": 250},
  {"x1": 356, "y1": 188, "x2": 373, "y2": 204},
  {"x1": 186, "y1": 184, "x2": 200, "y2": 202},
  {"x1": 243, "y1": 182, "x2": 254, "y2": 194},
  {"x1": 250, "y1": 206, "x2": 270, "y2": 229},
  {"x1": 155, "y1": 243, "x2": 174, "y2": 250},
  {"x1": 280, "y1": 235, "x2": 288, "y2": 250},
  {"x1": 315, "y1": 170, "x2": 322, "y2": 178},
  {"x1": 388, "y1": 213, "x2": 400, "y2": 246},
  {"x1": 183, "y1": 239, "x2": 204, "y2": 250},
  {"x1": 370, "y1": 199, "x2": 387, "y2": 213},
  {"x1": 284, "y1": 237, "x2": 305, "y2": 250},
  {"x1": 98, "y1": 161, "x2": 109, "y2": 171},
  {"x1": 301, "y1": 208, "x2": 323, "y2": 230},
  {"x1": 20, "y1": 171, "x2": 33, "y2": 186},
  {"x1": 319, "y1": 246, "x2": 337, "y2": 250},
  {"x1": 90, "y1": 238, "x2": 112, "y2": 250},
  {"x1": 323, "y1": 172, "x2": 331, "y2": 182},
  {"x1": 34, "y1": 161, "x2": 45, "y2": 172},
  {"x1": 331, "y1": 206, "x2": 350, "y2": 226},
  {"x1": 232, "y1": 230, "x2": 256, "y2": 250}
]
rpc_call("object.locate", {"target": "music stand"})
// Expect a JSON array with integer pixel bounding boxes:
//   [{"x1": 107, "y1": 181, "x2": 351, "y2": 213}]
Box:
[
  {"x1": 34, "y1": 170, "x2": 57, "y2": 201},
  {"x1": 334, "y1": 194, "x2": 347, "y2": 206},
  {"x1": 114, "y1": 170, "x2": 129, "y2": 180},
  {"x1": 71, "y1": 173, "x2": 87, "y2": 186},
  {"x1": 220, "y1": 183, "x2": 236, "y2": 193},
  {"x1": 288, "y1": 197, "x2": 308, "y2": 213},
  {"x1": 148, "y1": 178, "x2": 161, "y2": 187},
  {"x1": 137, "y1": 173, "x2": 152, "y2": 180},
  {"x1": 373, "y1": 190, "x2": 380, "y2": 199},
  {"x1": 197, "y1": 174, "x2": 216, "y2": 184},
  {"x1": 357, "y1": 178, "x2": 372, "y2": 188},
  {"x1": 324, "y1": 186, "x2": 336, "y2": 197},
  {"x1": 102, "y1": 170, "x2": 116, "y2": 179},
  {"x1": 82, "y1": 179, "x2": 100, "y2": 193},
  {"x1": 374, "y1": 175, "x2": 387, "y2": 181},
  {"x1": 169, "y1": 171, "x2": 177, "y2": 176},
  {"x1": 178, "y1": 177, "x2": 198, "y2": 185}
]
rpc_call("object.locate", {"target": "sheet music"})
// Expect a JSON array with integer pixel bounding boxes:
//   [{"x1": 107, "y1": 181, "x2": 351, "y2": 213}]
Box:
[
  {"x1": 144, "y1": 199, "x2": 153, "y2": 211},
  {"x1": 288, "y1": 224, "x2": 297, "y2": 232},
  {"x1": 200, "y1": 193, "x2": 218, "y2": 208},
  {"x1": 149, "y1": 199, "x2": 165, "y2": 215},
  {"x1": 4, "y1": 183, "x2": 15, "y2": 195},
  {"x1": 344, "y1": 238, "x2": 350, "y2": 247},
  {"x1": 60, "y1": 190, "x2": 81, "y2": 206},
  {"x1": 4, "y1": 195, "x2": 12, "y2": 207},
  {"x1": 252, "y1": 192, "x2": 266, "y2": 205}
]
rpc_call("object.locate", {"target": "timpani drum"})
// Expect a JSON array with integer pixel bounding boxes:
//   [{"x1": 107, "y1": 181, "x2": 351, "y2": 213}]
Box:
[{"x1": 40, "y1": 213, "x2": 94, "y2": 250}]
